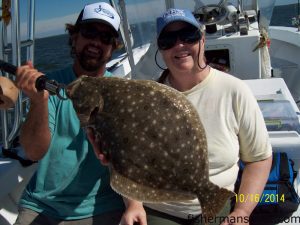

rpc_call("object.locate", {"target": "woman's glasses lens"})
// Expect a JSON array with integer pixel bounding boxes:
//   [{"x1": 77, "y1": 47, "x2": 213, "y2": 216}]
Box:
[
  {"x1": 80, "y1": 27, "x2": 114, "y2": 45},
  {"x1": 158, "y1": 27, "x2": 201, "y2": 50},
  {"x1": 157, "y1": 35, "x2": 175, "y2": 50}
]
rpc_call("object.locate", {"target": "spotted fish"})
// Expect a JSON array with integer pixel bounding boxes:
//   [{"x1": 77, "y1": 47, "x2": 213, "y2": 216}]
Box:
[{"x1": 66, "y1": 75, "x2": 234, "y2": 218}]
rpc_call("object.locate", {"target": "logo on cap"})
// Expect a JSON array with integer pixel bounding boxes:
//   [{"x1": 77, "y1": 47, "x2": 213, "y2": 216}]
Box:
[
  {"x1": 163, "y1": 9, "x2": 185, "y2": 18},
  {"x1": 95, "y1": 5, "x2": 114, "y2": 19}
]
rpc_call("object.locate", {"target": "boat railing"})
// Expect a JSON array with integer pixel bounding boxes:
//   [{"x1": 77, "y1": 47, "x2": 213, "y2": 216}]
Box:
[
  {"x1": 110, "y1": 0, "x2": 135, "y2": 79},
  {"x1": 1, "y1": 0, "x2": 35, "y2": 157}
]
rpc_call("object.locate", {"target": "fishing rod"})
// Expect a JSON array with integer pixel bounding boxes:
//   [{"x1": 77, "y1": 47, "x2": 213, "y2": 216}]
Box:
[{"x1": 0, "y1": 59, "x2": 67, "y2": 100}]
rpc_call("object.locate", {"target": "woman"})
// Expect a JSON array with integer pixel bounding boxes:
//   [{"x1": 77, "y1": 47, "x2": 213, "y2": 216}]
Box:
[{"x1": 143, "y1": 8, "x2": 273, "y2": 225}]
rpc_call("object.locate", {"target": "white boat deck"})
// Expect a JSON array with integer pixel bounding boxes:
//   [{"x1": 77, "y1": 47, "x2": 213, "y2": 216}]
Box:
[{"x1": 0, "y1": 152, "x2": 37, "y2": 225}]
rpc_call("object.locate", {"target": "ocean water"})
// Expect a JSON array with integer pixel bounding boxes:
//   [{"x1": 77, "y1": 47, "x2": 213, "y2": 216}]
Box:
[
  {"x1": 34, "y1": 34, "x2": 72, "y2": 73},
  {"x1": 270, "y1": 3, "x2": 300, "y2": 27}
]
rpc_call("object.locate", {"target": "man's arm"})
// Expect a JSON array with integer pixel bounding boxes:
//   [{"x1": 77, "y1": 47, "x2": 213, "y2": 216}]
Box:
[
  {"x1": 86, "y1": 128, "x2": 147, "y2": 225},
  {"x1": 20, "y1": 99, "x2": 51, "y2": 161},
  {"x1": 16, "y1": 61, "x2": 51, "y2": 161}
]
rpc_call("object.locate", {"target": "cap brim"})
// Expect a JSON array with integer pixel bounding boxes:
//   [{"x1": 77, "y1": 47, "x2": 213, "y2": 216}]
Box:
[{"x1": 157, "y1": 20, "x2": 199, "y2": 38}]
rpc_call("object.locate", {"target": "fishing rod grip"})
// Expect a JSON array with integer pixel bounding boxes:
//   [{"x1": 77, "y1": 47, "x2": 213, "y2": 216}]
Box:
[
  {"x1": 35, "y1": 76, "x2": 60, "y2": 95},
  {"x1": 0, "y1": 59, "x2": 17, "y2": 75},
  {"x1": 0, "y1": 59, "x2": 61, "y2": 96}
]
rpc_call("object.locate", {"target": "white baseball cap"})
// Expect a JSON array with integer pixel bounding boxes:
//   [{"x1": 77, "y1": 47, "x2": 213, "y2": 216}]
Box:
[{"x1": 76, "y1": 2, "x2": 120, "y2": 36}]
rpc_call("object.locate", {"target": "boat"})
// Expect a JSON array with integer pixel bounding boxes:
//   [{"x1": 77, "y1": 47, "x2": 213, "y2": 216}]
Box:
[{"x1": 1, "y1": 0, "x2": 300, "y2": 224}]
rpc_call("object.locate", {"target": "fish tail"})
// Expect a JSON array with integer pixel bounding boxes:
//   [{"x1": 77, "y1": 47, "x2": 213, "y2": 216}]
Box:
[{"x1": 197, "y1": 182, "x2": 235, "y2": 220}]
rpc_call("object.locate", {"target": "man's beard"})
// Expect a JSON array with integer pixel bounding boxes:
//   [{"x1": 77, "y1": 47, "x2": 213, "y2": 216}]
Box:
[{"x1": 76, "y1": 45, "x2": 111, "y2": 72}]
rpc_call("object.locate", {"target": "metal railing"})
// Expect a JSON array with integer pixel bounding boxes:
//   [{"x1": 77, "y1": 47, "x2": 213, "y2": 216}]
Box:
[{"x1": 0, "y1": 0, "x2": 35, "y2": 150}]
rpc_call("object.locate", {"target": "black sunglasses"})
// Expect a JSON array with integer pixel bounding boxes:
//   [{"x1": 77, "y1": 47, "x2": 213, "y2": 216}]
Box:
[
  {"x1": 157, "y1": 27, "x2": 202, "y2": 50},
  {"x1": 80, "y1": 26, "x2": 115, "y2": 45}
]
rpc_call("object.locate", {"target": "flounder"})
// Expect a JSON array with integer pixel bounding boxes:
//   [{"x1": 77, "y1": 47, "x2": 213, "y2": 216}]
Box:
[{"x1": 66, "y1": 75, "x2": 234, "y2": 218}]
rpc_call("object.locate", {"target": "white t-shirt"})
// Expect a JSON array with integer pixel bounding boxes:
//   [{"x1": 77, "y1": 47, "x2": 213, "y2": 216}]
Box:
[{"x1": 145, "y1": 68, "x2": 272, "y2": 218}]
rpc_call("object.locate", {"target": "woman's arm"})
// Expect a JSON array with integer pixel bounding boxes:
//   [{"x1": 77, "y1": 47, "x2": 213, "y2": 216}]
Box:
[{"x1": 222, "y1": 156, "x2": 272, "y2": 225}]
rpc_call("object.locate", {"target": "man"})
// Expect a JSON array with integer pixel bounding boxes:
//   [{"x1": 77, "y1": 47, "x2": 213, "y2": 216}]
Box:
[{"x1": 15, "y1": 2, "x2": 146, "y2": 225}]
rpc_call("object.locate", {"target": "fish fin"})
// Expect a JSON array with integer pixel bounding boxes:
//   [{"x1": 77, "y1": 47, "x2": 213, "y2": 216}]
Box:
[
  {"x1": 110, "y1": 167, "x2": 196, "y2": 202},
  {"x1": 197, "y1": 182, "x2": 235, "y2": 219}
]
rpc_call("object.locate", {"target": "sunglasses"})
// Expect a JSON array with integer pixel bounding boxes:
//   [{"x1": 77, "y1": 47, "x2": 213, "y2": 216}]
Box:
[
  {"x1": 157, "y1": 27, "x2": 202, "y2": 50},
  {"x1": 80, "y1": 26, "x2": 115, "y2": 45}
]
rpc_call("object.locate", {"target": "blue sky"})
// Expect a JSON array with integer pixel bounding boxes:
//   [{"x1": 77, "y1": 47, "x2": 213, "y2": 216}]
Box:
[{"x1": 18, "y1": 0, "x2": 298, "y2": 38}]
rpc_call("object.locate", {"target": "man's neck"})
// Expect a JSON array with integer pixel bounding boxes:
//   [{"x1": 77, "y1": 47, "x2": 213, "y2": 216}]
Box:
[{"x1": 73, "y1": 63, "x2": 106, "y2": 78}]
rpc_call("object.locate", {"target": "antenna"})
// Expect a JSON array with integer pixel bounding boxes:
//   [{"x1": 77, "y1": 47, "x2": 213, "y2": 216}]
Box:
[{"x1": 298, "y1": 0, "x2": 300, "y2": 31}]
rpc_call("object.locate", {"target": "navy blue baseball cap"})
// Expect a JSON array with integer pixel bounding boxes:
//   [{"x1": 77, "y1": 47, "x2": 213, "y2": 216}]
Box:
[{"x1": 156, "y1": 8, "x2": 200, "y2": 38}]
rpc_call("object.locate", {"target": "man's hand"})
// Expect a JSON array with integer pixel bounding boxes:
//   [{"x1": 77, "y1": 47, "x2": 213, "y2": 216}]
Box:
[
  {"x1": 121, "y1": 199, "x2": 147, "y2": 225},
  {"x1": 17, "y1": 61, "x2": 51, "y2": 160},
  {"x1": 86, "y1": 127, "x2": 109, "y2": 165},
  {"x1": 15, "y1": 61, "x2": 48, "y2": 103}
]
